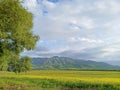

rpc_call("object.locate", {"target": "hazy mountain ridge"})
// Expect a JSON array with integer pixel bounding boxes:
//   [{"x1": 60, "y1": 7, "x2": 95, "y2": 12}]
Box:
[{"x1": 32, "y1": 56, "x2": 120, "y2": 70}]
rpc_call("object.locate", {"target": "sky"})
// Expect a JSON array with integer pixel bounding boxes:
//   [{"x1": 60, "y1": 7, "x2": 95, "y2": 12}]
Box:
[{"x1": 21, "y1": 0, "x2": 120, "y2": 65}]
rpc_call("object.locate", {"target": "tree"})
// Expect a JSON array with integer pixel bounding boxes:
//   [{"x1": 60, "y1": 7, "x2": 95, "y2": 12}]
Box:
[
  {"x1": 8, "y1": 56, "x2": 32, "y2": 74},
  {"x1": 0, "y1": 0, "x2": 39, "y2": 72}
]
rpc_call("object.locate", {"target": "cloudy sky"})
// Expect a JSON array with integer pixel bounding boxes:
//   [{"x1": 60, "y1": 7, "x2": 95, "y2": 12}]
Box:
[{"x1": 22, "y1": 0, "x2": 120, "y2": 65}]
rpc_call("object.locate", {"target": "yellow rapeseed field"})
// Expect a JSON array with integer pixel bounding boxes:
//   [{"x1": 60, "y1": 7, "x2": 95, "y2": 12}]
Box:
[{"x1": 0, "y1": 70, "x2": 120, "y2": 90}]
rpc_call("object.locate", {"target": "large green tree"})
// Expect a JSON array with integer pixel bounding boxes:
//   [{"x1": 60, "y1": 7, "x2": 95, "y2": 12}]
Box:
[{"x1": 0, "y1": 0, "x2": 39, "y2": 72}]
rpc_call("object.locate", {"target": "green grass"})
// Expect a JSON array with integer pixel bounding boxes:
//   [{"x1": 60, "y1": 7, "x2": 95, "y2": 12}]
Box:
[{"x1": 0, "y1": 70, "x2": 120, "y2": 90}]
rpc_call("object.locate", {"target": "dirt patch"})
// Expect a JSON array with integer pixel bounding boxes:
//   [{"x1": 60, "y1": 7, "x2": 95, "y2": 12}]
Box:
[{"x1": 0, "y1": 85, "x2": 29, "y2": 90}]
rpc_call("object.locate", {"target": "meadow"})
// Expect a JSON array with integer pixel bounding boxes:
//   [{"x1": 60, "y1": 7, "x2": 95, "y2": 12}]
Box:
[{"x1": 0, "y1": 70, "x2": 120, "y2": 90}]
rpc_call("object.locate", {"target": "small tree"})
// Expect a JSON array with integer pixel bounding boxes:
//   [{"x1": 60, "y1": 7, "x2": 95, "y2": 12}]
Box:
[
  {"x1": 19, "y1": 56, "x2": 32, "y2": 72},
  {"x1": 0, "y1": 0, "x2": 39, "y2": 73},
  {"x1": 8, "y1": 56, "x2": 32, "y2": 74}
]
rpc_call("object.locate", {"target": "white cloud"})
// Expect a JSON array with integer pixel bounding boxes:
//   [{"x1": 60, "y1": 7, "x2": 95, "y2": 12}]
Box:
[
  {"x1": 103, "y1": 47, "x2": 119, "y2": 53},
  {"x1": 42, "y1": 0, "x2": 56, "y2": 9},
  {"x1": 68, "y1": 37, "x2": 104, "y2": 44},
  {"x1": 79, "y1": 38, "x2": 104, "y2": 44},
  {"x1": 22, "y1": 0, "x2": 120, "y2": 61},
  {"x1": 94, "y1": 0, "x2": 120, "y2": 14},
  {"x1": 79, "y1": 17, "x2": 95, "y2": 29},
  {"x1": 23, "y1": 0, "x2": 38, "y2": 10}
]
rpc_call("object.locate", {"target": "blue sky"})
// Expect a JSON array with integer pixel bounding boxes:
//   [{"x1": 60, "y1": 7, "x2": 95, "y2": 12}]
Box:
[{"x1": 22, "y1": 0, "x2": 120, "y2": 65}]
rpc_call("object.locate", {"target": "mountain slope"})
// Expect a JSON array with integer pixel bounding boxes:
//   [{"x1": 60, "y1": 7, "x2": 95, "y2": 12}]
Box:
[{"x1": 32, "y1": 56, "x2": 120, "y2": 70}]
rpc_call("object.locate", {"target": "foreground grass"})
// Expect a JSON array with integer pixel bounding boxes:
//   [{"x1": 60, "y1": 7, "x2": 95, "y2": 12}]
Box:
[{"x1": 0, "y1": 70, "x2": 120, "y2": 90}]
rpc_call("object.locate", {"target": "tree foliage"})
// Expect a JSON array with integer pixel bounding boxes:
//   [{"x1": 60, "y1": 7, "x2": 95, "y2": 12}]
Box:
[
  {"x1": 0, "y1": 0, "x2": 39, "y2": 73},
  {"x1": 8, "y1": 56, "x2": 32, "y2": 74}
]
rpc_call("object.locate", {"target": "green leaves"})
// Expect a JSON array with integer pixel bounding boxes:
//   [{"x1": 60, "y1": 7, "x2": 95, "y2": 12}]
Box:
[
  {"x1": 8, "y1": 56, "x2": 32, "y2": 74},
  {"x1": 0, "y1": 0, "x2": 39, "y2": 72}
]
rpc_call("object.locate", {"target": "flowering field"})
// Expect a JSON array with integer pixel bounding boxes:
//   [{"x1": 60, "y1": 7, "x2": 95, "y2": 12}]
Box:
[{"x1": 0, "y1": 70, "x2": 120, "y2": 90}]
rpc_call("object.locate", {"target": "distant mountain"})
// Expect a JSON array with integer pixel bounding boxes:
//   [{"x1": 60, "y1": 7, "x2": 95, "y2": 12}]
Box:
[
  {"x1": 106, "y1": 60, "x2": 120, "y2": 66},
  {"x1": 32, "y1": 56, "x2": 120, "y2": 70}
]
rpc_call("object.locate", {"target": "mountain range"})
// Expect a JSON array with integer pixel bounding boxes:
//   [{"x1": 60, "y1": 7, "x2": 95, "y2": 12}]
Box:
[{"x1": 32, "y1": 56, "x2": 120, "y2": 70}]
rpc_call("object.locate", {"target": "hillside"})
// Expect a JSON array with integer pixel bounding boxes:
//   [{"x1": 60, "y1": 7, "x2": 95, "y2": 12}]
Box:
[{"x1": 32, "y1": 56, "x2": 120, "y2": 70}]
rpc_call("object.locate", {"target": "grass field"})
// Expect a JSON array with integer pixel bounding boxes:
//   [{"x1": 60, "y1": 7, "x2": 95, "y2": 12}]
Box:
[{"x1": 0, "y1": 70, "x2": 120, "y2": 90}]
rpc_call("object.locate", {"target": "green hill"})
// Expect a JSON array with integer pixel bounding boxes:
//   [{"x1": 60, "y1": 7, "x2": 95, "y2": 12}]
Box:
[{"x1": 32, "y1": 56, "x2": 120, "y2": 70}]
